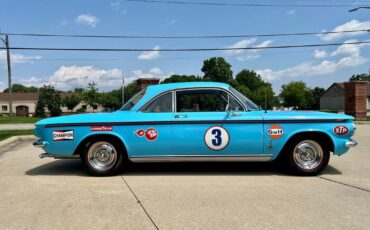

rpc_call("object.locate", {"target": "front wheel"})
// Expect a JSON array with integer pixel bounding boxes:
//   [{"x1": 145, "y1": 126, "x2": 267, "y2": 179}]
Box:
[
  {"x1": 286, "y1": 139, "x2": 330, "y2": 176},
  {"x1": 82, "y1": 140, "x2": 123, "y2": 176}
]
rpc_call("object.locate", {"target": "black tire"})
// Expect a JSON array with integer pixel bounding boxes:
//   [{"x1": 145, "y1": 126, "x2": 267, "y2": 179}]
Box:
[
  {"x1": 82, "y1": 138, "x2": 125, "y2": 176},
  {"x1": 283, "y1": 137, "x2": 330, "y2": 176}
]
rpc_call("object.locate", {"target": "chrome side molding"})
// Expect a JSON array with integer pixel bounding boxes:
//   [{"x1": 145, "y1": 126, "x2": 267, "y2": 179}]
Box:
[
  {"x1": 345, "y1": 140, "x2": 358, "y2": 148},
  {"x1": 39, "y1": 153, "x2": 79, "y2": 159},
  {"x1": 130, "y1": 154, "x2": 272, "y2": 163}
]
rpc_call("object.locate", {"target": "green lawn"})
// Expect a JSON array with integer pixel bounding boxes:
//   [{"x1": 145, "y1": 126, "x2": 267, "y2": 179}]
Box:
[
  {"x1": 0, "y1": 116, "x2": 41, "y2": 124},
  {"x1": 0, "y1": 129, "x2": 34, "y2": 141}
]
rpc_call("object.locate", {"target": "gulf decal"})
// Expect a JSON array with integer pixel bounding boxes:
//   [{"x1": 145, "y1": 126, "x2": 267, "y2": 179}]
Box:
[
  {"x1": 53, "y1": 130, "x2": 74, "y2": 141},
  {"x1": 333, "y1": 125, "x2": 349, "y2": 136},
  {"x1": 267, "y1": 125, "x2": 284, "y2": 139},
  {"x1": 90, "y1": 126, "x2": 113, "y2": 131},
  {"x1": 135, "y1": 128, "x2": 158, "y2": 141}
]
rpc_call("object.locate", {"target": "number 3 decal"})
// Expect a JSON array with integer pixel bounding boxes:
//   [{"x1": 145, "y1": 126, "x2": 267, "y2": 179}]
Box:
[{"x1": 204, "y1": 126, "x2": 230, "y2": 151}]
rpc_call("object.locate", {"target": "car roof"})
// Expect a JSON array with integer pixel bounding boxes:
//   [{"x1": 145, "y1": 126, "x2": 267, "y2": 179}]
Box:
[{"x1": 146, "y1": 82, "x2": 230, "y2": 92}]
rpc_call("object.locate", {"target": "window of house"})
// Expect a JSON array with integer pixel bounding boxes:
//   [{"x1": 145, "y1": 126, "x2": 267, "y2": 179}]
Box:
[
  {"x1": 2, "y1": 105, "x2": 7, "y2": 111},
  {"x1": 176, "y1": 89, "x2": 243, "y2": 112},
  {"x1": 82, "y1": 105, "x2": 87, "y2": 110},
  {"x1": 93, "y1": 105, "x2": 98, "y2": 110},
  {"x1": 141, "y1": 92, "x2": 173, "y2": 113}
]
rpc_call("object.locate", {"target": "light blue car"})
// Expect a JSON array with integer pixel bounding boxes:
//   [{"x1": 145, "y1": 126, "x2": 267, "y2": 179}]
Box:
[{"x1": 34, "y1": 82, "x2": 357, "y2": 176}]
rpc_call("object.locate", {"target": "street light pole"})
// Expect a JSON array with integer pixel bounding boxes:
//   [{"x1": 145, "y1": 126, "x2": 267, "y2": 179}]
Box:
[
  {"x1": 0, "y1": 34, "x2": 13, "y2": 118},
  {"x1": 349, "y1": 6, "x2": 370, "y2": 12}
]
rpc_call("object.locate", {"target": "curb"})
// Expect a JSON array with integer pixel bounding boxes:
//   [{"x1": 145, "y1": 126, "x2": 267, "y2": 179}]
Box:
[
  {"x1": 354, "y1": 122, "x2": 370, "y2": 125},
  {"x1": 0, "y1": 135, "x2": 36, "y2": 155}
]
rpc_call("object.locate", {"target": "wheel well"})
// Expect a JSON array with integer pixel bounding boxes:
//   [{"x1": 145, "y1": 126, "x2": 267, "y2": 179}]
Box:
[
  {"x1": 281, "y1": 131, "x2": 334, "y2": 155},
  {"x1": 73, "y1": 134, "x2": 127, "y2": 156}
]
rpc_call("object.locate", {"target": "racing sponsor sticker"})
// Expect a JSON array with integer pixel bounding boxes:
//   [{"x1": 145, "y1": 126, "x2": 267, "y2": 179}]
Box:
[
  {"x1": 90, "y1": 126, "x2": 113, "y2": 131},
  {"x1": 135, "y1": 128, "x2": 158, "y2": 141},
  {"x1": 267, "y1": 125, "x2": 284, "y2": 139},
  {"x1": 333, "y1": 125, "x2": 349, "y2": 135},
  {"x1": 53, "y1": 130, "x2": 74, "y2": 141},
  {"x1": 204, "y1": 126, "x2": 230, "y2": 151}
]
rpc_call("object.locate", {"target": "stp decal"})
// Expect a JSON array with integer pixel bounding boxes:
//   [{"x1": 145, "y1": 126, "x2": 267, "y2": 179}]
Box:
[
  {"x1": 334, "y1": 125, "x2": 349, "y2": 136},
  {"x1": 90, "y1": 126, "x2": 113, "y2": 131},
  {"x1": 53, "y1": 130, "x2": 74, "y2": 141},
  {"x1": 267, "y1": 125, "x2": 284, "y2": 139},
  {"x1": 204, "y1": 126, "x2": 230, "y2": 151},
  {"x1": 135, "y1": 128, "x2": 158, "y2": 141}
]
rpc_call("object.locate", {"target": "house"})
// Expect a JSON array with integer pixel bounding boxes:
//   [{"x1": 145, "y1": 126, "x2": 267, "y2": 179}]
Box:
[
  {"x1": 0, "y1": 92, "x2": 103, "y2": 117},
  {"x1": 320, "y1": 81, "x2": 370, "y2": 119}
]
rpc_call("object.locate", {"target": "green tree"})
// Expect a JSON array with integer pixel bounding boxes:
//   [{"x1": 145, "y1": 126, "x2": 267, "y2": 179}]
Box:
[
  {"x1": 235, "y1": 70, "x2": 276, "y2": 109},
  {"x1": 83, "y1": 82, "x2": 99, "y2": 112},
  {"x1": 349, "y1": 70, "x2": 370, "y2": 82},
  {"x1": 63, "y1": 94, "x2": 81, "y2": 112},
  {"x1": 123, "y1": 81, "x2": 140, "y2": 102},
  {"x1": 99, "y1": 92, "x2": 121, "y2": 111},
  {"x1": 3, "y1": 84, "x2": 38, "y2": 93},
  {"x1": 201, "y1": 57, "x2": 233, "y2": 83},
  {"x1": 280, "y1": 81, "x2": 314, "y2": 110},
  {"x1": 310, "y1": 87, "x2": 326, "y2": 110},
  {"x1": 73, "y1": 87, "x2": 85, "y2": 93},
  {"x1": 36, "y1": 85, "x2": 62, "y2": 117},
  {"x1": 161, "y1": 74, "x2": 201, "y2": 83}
]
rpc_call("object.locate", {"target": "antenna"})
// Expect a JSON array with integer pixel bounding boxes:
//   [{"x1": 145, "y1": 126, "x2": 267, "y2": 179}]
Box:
[{"x1": 264, "y1": 88, "x2": 267, "y2": 113}]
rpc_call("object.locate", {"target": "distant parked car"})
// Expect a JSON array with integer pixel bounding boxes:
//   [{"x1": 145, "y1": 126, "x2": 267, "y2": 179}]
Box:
[{"x1": 34, "y1": 82, "x2": 357, "y2": 176}]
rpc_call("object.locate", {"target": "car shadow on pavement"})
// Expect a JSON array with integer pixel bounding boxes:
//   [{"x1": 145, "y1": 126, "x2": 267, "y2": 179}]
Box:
[
  {"x1": 25, "y1": 160, "x2": 342, "y2": 177},
  {"x1": 25, "y1": 159, "x2": 88, "y2": 176}
]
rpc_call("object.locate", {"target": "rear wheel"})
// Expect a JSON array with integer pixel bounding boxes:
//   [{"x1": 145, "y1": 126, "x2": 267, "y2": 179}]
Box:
[
  {"x1": 82, "y1": 139, "x2": 124, "y2": 176},
  {"x1": 285, "y1": 138, "x2": 330, "y2": 175}
]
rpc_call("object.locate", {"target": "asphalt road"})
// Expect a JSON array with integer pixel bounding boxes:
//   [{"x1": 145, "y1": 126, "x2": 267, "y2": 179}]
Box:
[{"x1": 0, "y1": 126, "x2": 369, "y2": 230}]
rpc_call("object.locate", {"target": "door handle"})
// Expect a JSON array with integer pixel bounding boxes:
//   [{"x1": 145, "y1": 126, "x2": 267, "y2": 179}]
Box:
[{"x1": 174, "y1": 114, "x2": 188, "y2": 119}]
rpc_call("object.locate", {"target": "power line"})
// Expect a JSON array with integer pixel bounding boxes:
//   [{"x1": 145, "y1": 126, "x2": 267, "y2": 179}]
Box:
[
  {"x1": 1, "y1": 29, "x2": 369, "y2": 39},
  {"x1": 123, "y1": 0, "x2": 364, "y2": 8},
  {"x1": 1, "y1": 41, "x2": 369, "y2": 52}
]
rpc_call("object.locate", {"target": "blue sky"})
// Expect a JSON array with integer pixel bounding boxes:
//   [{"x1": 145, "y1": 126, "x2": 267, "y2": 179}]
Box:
[{"x1": 0, "y1": 0, "x2": 369, "y2": 93}]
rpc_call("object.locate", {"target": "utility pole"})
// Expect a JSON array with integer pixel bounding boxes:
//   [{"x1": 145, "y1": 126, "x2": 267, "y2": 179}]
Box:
[{"x1": 0, "y1": 34, "x2": 13, "y2": 118}]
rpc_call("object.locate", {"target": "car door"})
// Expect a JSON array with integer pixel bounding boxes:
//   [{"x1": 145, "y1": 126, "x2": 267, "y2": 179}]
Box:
[
  {"x1": 171, "y1": 88, "x2": 264, "y2": 156},
  {"x1": 127, "y1": 91, "x2": 174, "y2": 157}
]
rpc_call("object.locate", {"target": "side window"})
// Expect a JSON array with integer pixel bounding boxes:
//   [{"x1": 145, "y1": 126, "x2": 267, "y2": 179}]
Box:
[
  {"x1": 176, "y1": 89, "x2": 230, "y2": 112},
  {"x1": 228, "y1": 95, "x2": 244, "y2": 112},
  {"x1": 142, "y1": 92, "x2": 173, "y2": 112}
]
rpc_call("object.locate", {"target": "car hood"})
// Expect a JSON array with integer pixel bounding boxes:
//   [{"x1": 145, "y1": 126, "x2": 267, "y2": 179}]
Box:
[
  {"x1": 35, "y1": 111, "x2": 132, "y2": 126},
  {"x1": 258, "y1": 110, "x2": 354, "y2": 121}
]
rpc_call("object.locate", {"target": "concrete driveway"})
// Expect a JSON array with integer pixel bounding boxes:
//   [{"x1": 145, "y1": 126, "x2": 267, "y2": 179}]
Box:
[
  {"x1": 0, "y1": 123, "x2": 34, "y2": 130},
  {"x1": 0, "y1": 126, "x2": 369, "y2": 230}
]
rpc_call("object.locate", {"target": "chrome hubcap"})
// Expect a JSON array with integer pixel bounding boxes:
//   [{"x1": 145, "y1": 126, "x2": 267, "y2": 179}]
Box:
[
  {"x1": 293, "y1": 140, "x2": 323, "y2": 170},
  {"x1": 88, "y1": 142, "x2": 117, "y2": 171}
]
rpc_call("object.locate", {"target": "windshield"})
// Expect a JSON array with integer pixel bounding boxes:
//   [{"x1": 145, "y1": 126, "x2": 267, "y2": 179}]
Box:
[
  {"x1": 120, "y1": 89, "x2": 146, "y2": 111},
  {"x1": 229, "y1": 86, "x2": 260, "y2": 111}
]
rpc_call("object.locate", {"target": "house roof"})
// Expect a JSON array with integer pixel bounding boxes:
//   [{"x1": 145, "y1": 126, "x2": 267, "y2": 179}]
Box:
[
  {"x1": 0, "y1": 92, "x2": 79, "y2": 102},
  {"x1": 323, "y1": 82, "x2": 370, "y2": 97}
]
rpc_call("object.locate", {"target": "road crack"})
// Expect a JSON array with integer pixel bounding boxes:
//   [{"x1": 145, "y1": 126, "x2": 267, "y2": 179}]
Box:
[
  {"x1": 318, "y1": 176, "x2": 370, "y2": 193},
  {"x1": 120, "y1": 176, "x2": 159, "y2": 230}
]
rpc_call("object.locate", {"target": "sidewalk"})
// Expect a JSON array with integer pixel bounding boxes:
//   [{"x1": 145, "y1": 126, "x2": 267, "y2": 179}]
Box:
[{"x1": 0, "y1": 123, "x2": 34, "y2": 130}]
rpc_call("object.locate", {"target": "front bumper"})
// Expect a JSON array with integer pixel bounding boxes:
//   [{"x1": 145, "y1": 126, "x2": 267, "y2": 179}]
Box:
[
  {"x1": 345, "y1": 140, "x2": 358, "y2": 148},
  {"x1": 33, "y1": 140, "x2": 46, "y2": 148}
]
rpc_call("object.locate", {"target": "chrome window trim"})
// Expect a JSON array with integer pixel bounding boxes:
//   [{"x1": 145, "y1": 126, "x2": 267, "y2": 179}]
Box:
[
  {"x1": 130, "y1": 154, "x2": 272, "y2": 162},
  {"x1": 174, "y1": 87, "x2": 247, "y2": 113},
  {"x1": 139, "y1": 91, "x2": 175, "y2": 113}
]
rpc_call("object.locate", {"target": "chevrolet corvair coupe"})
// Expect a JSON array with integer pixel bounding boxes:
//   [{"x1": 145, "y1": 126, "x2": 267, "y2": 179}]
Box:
[{"x1": 34, "y1": 82, "x2": 357, "y2": 176}]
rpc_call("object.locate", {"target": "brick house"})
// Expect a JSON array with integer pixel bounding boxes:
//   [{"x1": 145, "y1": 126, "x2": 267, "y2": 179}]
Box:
[{"x1": 320, "y1": 81, "x2": 370, "y2": 119}]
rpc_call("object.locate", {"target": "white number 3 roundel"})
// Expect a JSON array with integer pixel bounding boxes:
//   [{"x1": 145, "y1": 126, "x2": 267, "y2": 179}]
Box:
[{"x1": 204, "y1": 126, "x2": 230, "y2": 151}]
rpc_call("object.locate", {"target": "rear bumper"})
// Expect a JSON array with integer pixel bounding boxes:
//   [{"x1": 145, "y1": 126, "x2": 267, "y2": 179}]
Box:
[{"x1": 345, "y1": 140, "x2": 358, "y2": 148}]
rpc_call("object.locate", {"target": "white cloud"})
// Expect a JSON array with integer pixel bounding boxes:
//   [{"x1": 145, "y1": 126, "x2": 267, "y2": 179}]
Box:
[
  {"x1": 313, "y1": 49, "x2": 327, "y2": 59},
  {"x1": 149, "y1": 67, "x2": 162, "y2": 74},
  {"x1": 110, "y1": 0, "x2": 120, "y2": 10},
  {"x1": 319, "y1": 19, "x2": 370, "y2": 41},
  {"x1": 0, "y1": 51, "x2": 42, "y2": 66},
  {"x1": 75, "y1": 14, "x2": 100, "y2": 28},
  {"x1": 286, "y1": 9, "x2": 296, "y2": 16},
  {"x1": 138, "y1": 46, "x2": 160, "y2": 60},
  {"x1": 225, "y1": 39, "x2": 273, "y2": 61},
  {"x1": 331, "y1": 39, "x2": 361, "y2": 57},
  {"x1": 257, "y1": 56, "x2": 367, "y2": 81}
]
